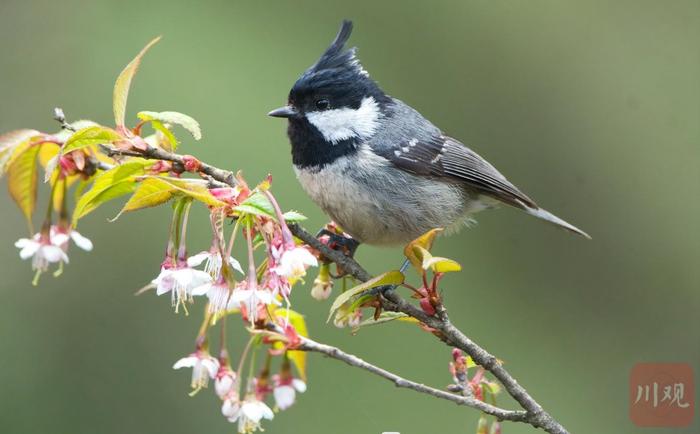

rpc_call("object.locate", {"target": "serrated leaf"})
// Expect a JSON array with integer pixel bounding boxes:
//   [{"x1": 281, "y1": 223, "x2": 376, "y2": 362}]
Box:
[
  {"x1": 113, "y1": 36, "x2": 161, "y2": 127},
  {"x1": 116, "y1": 177, "x2": 175, "y2": 217},
  {"x1": 0, "y1": 130, "x2": 39, "y2": 177},
  {"x1": 72, "y1": 160, "x2": 150, "y2": 225},
  {"x1": 234, "y1": 191, "x2": 275, "y2": 218},
  {"x1": 53, "y1": 120, "x2": 99, "y2": 142},
  {"x1": 62, "y1": 126, "x2": 123, "y2": 154},
  {"x1": 141, "y1": 176, "x2": 226, "y2": 207},
  {"x1": 327, "y1": 271, "x2": 404, "y2": 323},
  {"x1": 282, "y1": 210, "x2": 307, "y2": 222},
  {"x1": 7, "y1": 143, "x2": 40, "y2": 227},
  {"x1": 37, "y1": 142, "x2": 60, "y2": 168},
  {"x1": 274, "y1": 308, "x2": 309, "y2": 381},
  {"x1": 404, "y1": 228, "x2": 443, "y2": 273},
  {"x1": 138, "y1": 111, "x2": 201, "y2": 141}
]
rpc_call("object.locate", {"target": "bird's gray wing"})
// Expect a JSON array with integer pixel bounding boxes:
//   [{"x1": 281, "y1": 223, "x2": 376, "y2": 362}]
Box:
[{"x1": 374, "y1": 134, "x2": 537, "y2": 209}]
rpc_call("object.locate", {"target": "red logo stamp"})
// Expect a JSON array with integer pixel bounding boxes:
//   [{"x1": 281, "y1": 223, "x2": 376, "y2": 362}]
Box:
[{"x1": 629, "y1": 363, "x2": 694, "y2": 427}]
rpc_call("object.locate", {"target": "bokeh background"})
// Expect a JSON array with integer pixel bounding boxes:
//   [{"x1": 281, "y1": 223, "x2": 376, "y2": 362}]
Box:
[{"x1": 0, "y1": 1, "x2": 698, "y2": 433}]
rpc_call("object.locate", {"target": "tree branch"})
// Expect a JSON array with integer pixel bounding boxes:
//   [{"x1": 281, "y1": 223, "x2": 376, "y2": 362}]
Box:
[{"x1": 105, "y1": 145, "x2": 570, "y2": 434}]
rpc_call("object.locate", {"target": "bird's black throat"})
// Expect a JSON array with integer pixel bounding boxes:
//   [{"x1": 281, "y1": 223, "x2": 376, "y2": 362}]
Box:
[{"x1": 287, "y1": 117, "x2": 359, "y2": 170}]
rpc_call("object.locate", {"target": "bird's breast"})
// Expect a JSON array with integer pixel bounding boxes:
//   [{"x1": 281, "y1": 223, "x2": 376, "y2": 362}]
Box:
[{"x1": 293, "y1": 145, "x2": 470, "y2": 245}]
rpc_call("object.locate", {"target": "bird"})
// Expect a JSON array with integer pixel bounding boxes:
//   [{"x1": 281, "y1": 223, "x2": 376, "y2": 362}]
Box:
[{"x1": 268, "y1": 20, "x2": 589, "y2": 246}]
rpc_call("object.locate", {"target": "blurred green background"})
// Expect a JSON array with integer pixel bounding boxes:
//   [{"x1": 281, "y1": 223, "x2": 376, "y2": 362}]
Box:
[{"x1": 0, "y1": 1, "x2": 698, "y2": 433}]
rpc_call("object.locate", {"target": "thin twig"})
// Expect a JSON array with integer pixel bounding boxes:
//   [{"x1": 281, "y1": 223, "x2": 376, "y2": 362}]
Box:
[{"x1": 105, "y1": 144, "x2": 570, "y2": 434}]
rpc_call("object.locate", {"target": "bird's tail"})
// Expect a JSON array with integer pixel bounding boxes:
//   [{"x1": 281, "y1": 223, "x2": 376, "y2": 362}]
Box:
[{"x1": 523, "y1": 206, "x2": 591, "y2": 239}]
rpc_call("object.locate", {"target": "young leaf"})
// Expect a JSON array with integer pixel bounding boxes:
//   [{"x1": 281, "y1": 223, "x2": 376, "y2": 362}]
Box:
[
  {"x1": 72, "y1": 160, "x2": 150, "y2": 225},
  {"x1": 0, "y1": 129, "x2": 39, "y2": 176},
  {"x1": 327, "y1": 271, "x2": 404, "y2": 323},
  {"x1": 404, "y1": 228, "x2": 443, "y2": 273},
  {"x1": 117, "y1": 177, "x2": 174, "y2": 216},
  {"x1": 274, "y1": 308, "x2": 309, "y2": 381},
  {"x1": 150, "y1": 120, "x2": 178, "y2": 151},
  {"x1": 141, "y1": 176, "x2": 226, "y2": 207},
  {"x1": 282, "y1": 210, "x2": 307, "y2": 222},
  {"x1": 138, "y1": 111, "x2": 202, "y2": 141},
  {"x1": 113, "y1": 36, "x2": 161, "y2": 127},
  {"x1": 233, "y1": 191, "x2": 275, "y2": 218},
  {"x1": 356, "y1": 311, "x2": 419, "y2": 329},
  {"x1": 7, "y1": 143, "x2": 40, "y2": 227},
  {"x1": 62, "y1": 126, "x2": 123, "y2": 154}
]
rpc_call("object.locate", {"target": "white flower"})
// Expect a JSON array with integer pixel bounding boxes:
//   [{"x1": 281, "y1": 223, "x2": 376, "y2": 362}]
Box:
[
  {"x1": 234, "y1": 397, "x2": 274, "y2": 433},
  {"x1": 221, "y1": 397, "x2": 241, "y2": 422},
  {"x1": 273, "y1": 246, "x2": 317, "y2": 280},
  {"x1": 273, "y1": 379, "x2": 306, "y2": 410},
  {"x1": 152, "y1": 266, "x2": 213, "y2": 311},
  {"x1": 215, "y1": 365, "x2": 238, "y2": 399},
  {"x1": 15, "y1": 235, "x2": 69, "y2": 272},
  {"x1": 51, "y1": 227, "x2": 93, "y2": 251},
  {"x1": 187, "y1": 250, "x2": 243, "y2": 278},
  {"x1": 193, "y1": 281, "x2": 233, "y2": 314},
  {"x1": 229, "y1": 284, "x2": 280, "y2": 323},
  {"x1": 173, "y1": 350, "x2": 219, "y2": 392}
]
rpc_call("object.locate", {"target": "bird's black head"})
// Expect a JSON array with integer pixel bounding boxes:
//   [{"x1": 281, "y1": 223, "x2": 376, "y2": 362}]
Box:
[{"x1": 269, "y1": 20, "x2": 391, "y2": 169}]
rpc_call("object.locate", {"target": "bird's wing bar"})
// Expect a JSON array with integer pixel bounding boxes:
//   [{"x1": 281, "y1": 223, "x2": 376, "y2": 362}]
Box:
[{"x1": 377, "y1": 135, "x2": 537, "y2": 209}]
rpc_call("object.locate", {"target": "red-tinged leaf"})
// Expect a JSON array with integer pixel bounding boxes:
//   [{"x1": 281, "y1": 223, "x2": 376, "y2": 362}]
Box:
[
  {"x1": 141, "y1": 176, "x2": 227, "y2": 207},
  {"x1": 113, "y1": 37, "x2": 161, "y2": 127},
  {"x1": 7, "y1": 143, "x2": 40, "y2": 228},
  {"x1": 0, "y1": 129, "x2": 39, "y2": 176},
  {"x1": 62, "y1": 126, "x2": 123, "y2": 155}
]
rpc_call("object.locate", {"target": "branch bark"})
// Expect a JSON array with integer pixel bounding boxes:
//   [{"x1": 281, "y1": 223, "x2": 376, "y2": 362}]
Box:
[{"x1": 106, "y1": 144, "x2": 570, "y2": 434}]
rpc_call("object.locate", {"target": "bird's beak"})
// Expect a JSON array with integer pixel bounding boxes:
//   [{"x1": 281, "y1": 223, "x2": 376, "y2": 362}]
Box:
[{"x1": 267, "y1": 105, "x2": 298, "y2": 119}]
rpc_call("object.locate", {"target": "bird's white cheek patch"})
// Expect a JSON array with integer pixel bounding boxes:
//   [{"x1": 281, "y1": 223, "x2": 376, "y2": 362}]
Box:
[{"x1": 306, "y1": 96, "x2": 380, "y2": 144}]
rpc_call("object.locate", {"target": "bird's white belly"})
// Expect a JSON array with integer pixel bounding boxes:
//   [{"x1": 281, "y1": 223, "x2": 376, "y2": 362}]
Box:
[{"x1": 294, "y1": 147, "x2": 470, "y2": 245}]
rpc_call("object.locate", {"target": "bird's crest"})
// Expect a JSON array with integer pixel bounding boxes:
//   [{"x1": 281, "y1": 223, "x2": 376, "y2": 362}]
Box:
[{"x1": 306, "y1": 20, "x2": 367, "y2": 77}]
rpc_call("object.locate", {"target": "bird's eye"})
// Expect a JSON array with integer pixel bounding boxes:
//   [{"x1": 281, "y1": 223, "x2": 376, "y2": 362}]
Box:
[{"x1": 315, "y1": 99, "x2": 330, "y2": 110}]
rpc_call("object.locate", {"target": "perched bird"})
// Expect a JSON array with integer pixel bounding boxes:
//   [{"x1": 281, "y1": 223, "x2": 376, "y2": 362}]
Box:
[{"x1": 269, "y1": 20, "x2": 589, "y2": 245}]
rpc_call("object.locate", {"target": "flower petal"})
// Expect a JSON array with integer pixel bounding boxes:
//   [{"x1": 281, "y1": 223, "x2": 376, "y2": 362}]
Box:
[
  {"x1": 274, "y1": 385, "x2": 296, "y2": 410},
  {"x1": 17, "y1": 240, "x2": 39, "y2": 259},
  {"x1": 70, "y1": 231, "x2": 93, "y2": 251},
  {"x1": 292, "y1": 379, "x2": 307, "y2": 393},
  {"x1": 42, "y1": 245, "x2": 67, "y2": 263},
  {"x1": 228, "y1": 257, "x2": 244, "y2": 274},
  {"x1": 173, "y1": 356, "x2": 197, "y2": 369},
  {"x1": 186, "y1": 252, "x2": 209, "y2": 267}
]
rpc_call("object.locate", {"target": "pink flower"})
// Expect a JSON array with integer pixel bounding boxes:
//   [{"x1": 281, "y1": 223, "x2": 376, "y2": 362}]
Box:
[{"x1": 173, "y1": 349, "x2": 219, "y2": 392}]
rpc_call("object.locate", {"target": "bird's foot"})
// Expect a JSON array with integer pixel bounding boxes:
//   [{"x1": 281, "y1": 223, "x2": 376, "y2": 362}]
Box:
[{"x1": 315, "y1": 223, "x2": 360, "y2": 278}]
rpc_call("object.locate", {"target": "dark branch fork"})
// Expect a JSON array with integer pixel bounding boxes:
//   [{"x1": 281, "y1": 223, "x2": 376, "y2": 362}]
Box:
[{"x1": 104, "y1": 143, "x2": 570, "y2": 434}]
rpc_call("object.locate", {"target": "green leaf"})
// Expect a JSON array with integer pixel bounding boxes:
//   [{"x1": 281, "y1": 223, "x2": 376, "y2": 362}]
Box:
[
  {"x1": 150, "y1": 120, "x2": 179, "y2": 151},
  {"x1": 0, "y1": 130, "x2": 40, "y2": 177},
  {"x1": 113, "y1": 37, "x2": 161, "y2": 127},
  {"x1": 140, "y1": 176, "x2": 226, "y2": 207},
  {"x1": 62, "y1": 126, "x2": 123, "y2": 154},
  {"x1": 116, "y1": 177, "x2": 175, "y2": 217},
  {"x1": 327, "y1": 271, "x2": 404, "y2": 323},
  {"x1": 274, "y1": 308, "x2": 309, "y2": 381},
  {"x1": 356, "y1": 311, "x2": 419, "y2": 329},
  {"x1": 7, "y1": 143, "x2": 40, "y2": 227},
  {"x1": 234, "y1": 191, "x2": 275, "y2": 218},
  {"x1": 72, "y1": 160, "x2": 149, "y2": 225},
  {"x1": 422, "y1": 254, "x2": 462, "y2": 273},
  {"x1": 138, "y1": 111, "x2": 201, "y2": 141},
  {"x1": 282, "y1": 210, "x2": 307, "y2": 222}
]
